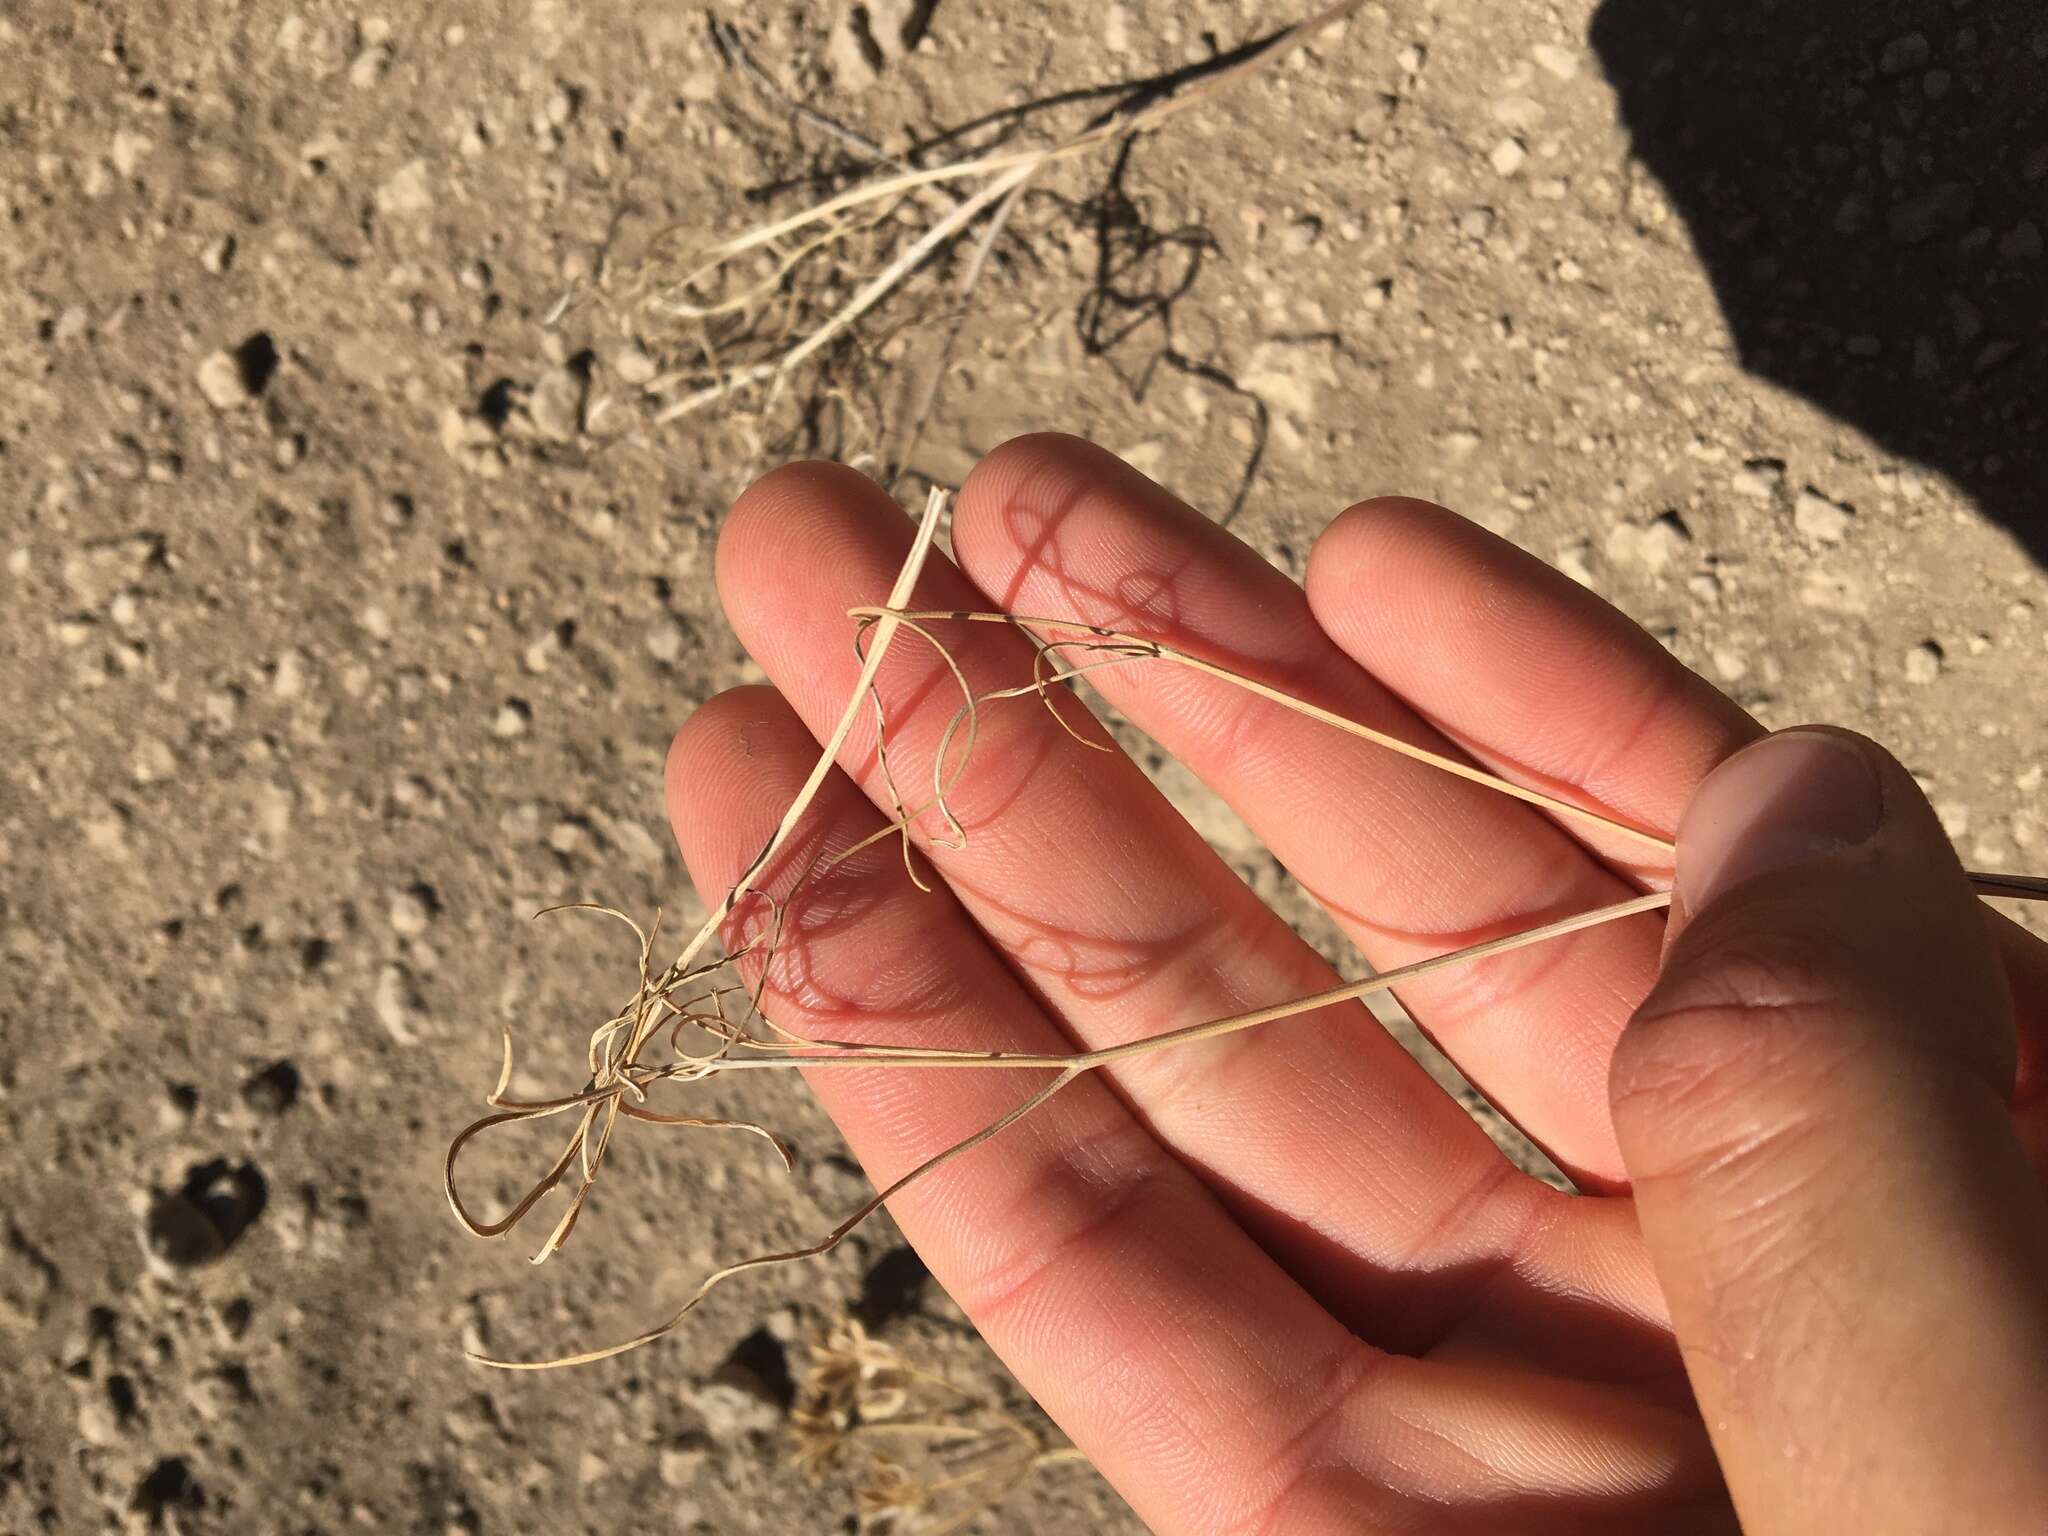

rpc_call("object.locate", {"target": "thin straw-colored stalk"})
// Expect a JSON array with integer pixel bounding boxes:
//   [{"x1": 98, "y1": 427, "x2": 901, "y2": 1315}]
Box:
[
  {"x1": 853, "y1": 607, "x2": 1678, "y2": 855},
  {"x1": 443, "y1": 489, "x2": 947, "y2": 1260},
  {"x1": 654, "y1": 488, "x2": 947, "y2": 1001},
  {"x1": 654, "y1": 168, "x2": 1034, "y2": 423},
  {"x1": 688, "y1": 890, "x2": 1675, "y2": 1074},
  {"x1": 473, "y1": 1067, "x2": 1083, "y2": 1370}
]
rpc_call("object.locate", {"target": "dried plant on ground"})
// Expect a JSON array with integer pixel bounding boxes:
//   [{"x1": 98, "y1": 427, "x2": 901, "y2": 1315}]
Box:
[
  {"x1": 590, "y1": 2, "x2": 1366, "y2": 477},
  {"x1": 789, "y1": 1316, "x2": 1083, "y2": 1534}
]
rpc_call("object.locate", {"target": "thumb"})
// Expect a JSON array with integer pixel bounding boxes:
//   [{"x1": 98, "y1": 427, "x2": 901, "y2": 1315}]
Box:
[{"x1": 1611, "y1": 727, "x2": 2048, "y2": 1534}]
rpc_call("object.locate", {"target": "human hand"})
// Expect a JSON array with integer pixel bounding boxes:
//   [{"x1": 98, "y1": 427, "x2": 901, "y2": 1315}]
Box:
[{"x1": 665, "y1": 436, "x2": 2048, "y2": 1533}]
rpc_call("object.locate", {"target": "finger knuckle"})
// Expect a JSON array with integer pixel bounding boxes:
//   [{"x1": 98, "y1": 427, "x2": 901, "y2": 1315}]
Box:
[{"x1": 1610, "y1": 925, "x2": 1864, "y2": 1184}]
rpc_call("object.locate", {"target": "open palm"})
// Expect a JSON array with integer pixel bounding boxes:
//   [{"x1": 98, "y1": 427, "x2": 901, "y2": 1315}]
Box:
[{"x1": 664, "y1": 436, "x2": 2048, "y2": 1533}]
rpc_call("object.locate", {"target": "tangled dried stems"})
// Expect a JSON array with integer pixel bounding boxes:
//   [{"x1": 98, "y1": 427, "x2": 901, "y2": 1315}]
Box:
[
  {"x1": 791, "y1": 1316, "x2": 1084, "y2": 1534},
  {"x1": 611, "y1": 1, "x2": 1365, "y2": 463},
  {"x1": 446, "y1": 487, "x2": 2048, "y2": 1370}
]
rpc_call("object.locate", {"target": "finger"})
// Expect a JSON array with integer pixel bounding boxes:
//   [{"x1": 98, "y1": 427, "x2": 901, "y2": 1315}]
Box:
[
  {"x1": 1990, "y1": 911, "x2": 2048, "y2": 1110},
  {"x1": 668, "y1": 689, "x2": 1359, "y2": 1527},
  {"x1": 668, "y1": 688, "x2": 1720, "y2": 1529},
  {"x1": 716, "y1": 461, "x2": 1661, "y2": 1359},
  {"x1": 1305, "y1": 495, "x2": 1753, "y2": 871},
  {"x1": 1307, "y1": 494, "x2": 2048, "y2": 1106},
  {"x1": 1610, "y1": 729, "x2": 2048, "y2": 1531},
  {"x1": 952, "y1": 435, "x2": 1663, "y2": 1185}
]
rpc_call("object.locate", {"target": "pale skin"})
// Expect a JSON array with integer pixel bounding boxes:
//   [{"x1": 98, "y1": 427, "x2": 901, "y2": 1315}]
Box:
[{"x1": 664, "y1": 435, "x2": 2048, "y2": 1533}]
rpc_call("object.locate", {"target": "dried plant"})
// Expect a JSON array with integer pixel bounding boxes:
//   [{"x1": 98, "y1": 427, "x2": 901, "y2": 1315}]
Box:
[
  {"x1": 596, "y1": 1, "x2": 1367, "y2": 465},
  {"x1": 445, "y1": 486, "x2": 2048, "y2": 1372},
  {"x1": 790, "y1": 1316, "x2": 1085, "y2": 1534}
]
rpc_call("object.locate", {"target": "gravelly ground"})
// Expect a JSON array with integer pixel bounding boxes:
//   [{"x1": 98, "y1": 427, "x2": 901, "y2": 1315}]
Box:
[{"x1": 2, "y1": 1, "x2": 2043, "y2": 1531}]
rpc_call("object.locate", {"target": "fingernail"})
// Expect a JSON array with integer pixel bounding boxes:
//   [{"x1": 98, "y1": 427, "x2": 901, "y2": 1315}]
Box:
[{"x1": 1678, "y1": 730, "x2": 1884, "y2": 914}]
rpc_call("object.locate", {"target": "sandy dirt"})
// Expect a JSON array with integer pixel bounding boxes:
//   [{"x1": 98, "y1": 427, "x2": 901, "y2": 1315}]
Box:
[{"x1": 3, "y1": 1, "x2": 2044, "y2": 1531}]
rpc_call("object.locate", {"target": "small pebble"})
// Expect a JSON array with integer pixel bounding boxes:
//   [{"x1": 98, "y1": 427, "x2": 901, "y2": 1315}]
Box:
[
  {"x1": 688, "y1": 1381, "x2": 780, "y2": 1440},
  {"x1": 1904, "y1": 640, "x2": 1944, "y2": 684},
  {"x1": 646, "y1": 619, "x2": 687, "y2": 663},
  {"x1": 1880, "y1": 32, "x2": 1930, "y2": 75},
  {"x1": 826, "y1": 11, "x2": 881, "y2": 90},
  {"x1": 1103, "y1": 2, "x2": 1130, "y2": 53},
  {"x1": 108, "y1": 129, "x2": 153, "y2": 179},
  {"x1": 1793, "y1": 489, "x2": 1853, "y2": 543},
  {"x1": 1949, "y1": 293, "x2": 1984, "y2": 344},
  {"x1": 1731, "y1": 459, "x2": 1785, "y2": 498},
  {"x1": 389, "y1": 889, "x2": 433, "y2": 938},
  {"x1": 375, "y1": 158, "x2": 435, "y2": 219},
  {"x1": 612, "y1": 344, "x2": 657, "y2": 386},
  {"x1": 1491, "y1": 95, "x2": 1544, "y2": 130},
  {"x1": 527, "y1": 365, "x2": 585, "y2": 442},
  {"x1": 1889, "y1": 182, "x2": 1974, "y2": 245},
  {"x1": 1489, "y1": 138, "x2": 1526, "y2": 177},
  {"x1": 77, "y1": 1395, "x2": 125, "y2": 1447},
  {"x1": 1554, "y1": 539, "x2": 1597, "y2": 589},
  {"x1": 374, "y1": 964, "x2": 421, "y2": 1044},
  {"x1": 348, "y1": 43, "x2": 392, "y2": 89},
  {"x1": 196, "y1": 351, "x2": 251, "y2": 410},
  {"x1": 659, "y1": 1445, "x2": 708, "y2": 1490}
]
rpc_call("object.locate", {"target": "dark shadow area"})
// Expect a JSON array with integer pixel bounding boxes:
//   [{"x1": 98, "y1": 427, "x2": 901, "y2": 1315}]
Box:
[
  {"x1": 143, "y1": 1159, "x2": 268, "y2": 1268},
  {"x1": 233, "y1": 331, "x2": 279, "y2": 396},
  {"x1": 131, "y1": 1456, "x2": 204, "y2": 1524},
  {"x1": 238, "y1": 1059, "x2": 301, "y2": 1115},
  {"x1": 1066, "y1": 139, "x2": 1271, "y2": 526},
  {"x1": 1593, "y1": 1, "x2": 2048, "y2": 560},
  {"x1": 718, "y1": 1326, "x2": 797, "y2": 1411},
  {"x1": 856, "y1": 1243, "x2": 932, "y2": 1329}
]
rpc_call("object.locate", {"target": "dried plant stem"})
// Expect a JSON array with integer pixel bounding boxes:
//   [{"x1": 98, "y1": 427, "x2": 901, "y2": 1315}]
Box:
[
  {"x1": 790, "y1": 1315, "x2": 1082, "y2": 1530},
  {"x1": 654, "y1": 167, "x2": 1035, "y2": 423},
  {"x1": 443, "y1": 489, "x2": 949, "y2": 1271},
  {"x1": 663, "y1": 488, "x2": 947, "y2": 994},
  {"x1": 884, "y1": 177, "x2": 1031, "y2": 486},
  {"x1": 699, "y1": 891, "x2": 1675, "y2": 1075},
  {"x1": 464, "y1": 890, "x2": 1663, "y2": 1369},
  {"x1": 854, "y1": 607, "x2": 1678, "y2": 856},
  {"x1": 478, "y1": 1068, "x2": 1083, "y2": 1371}
]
